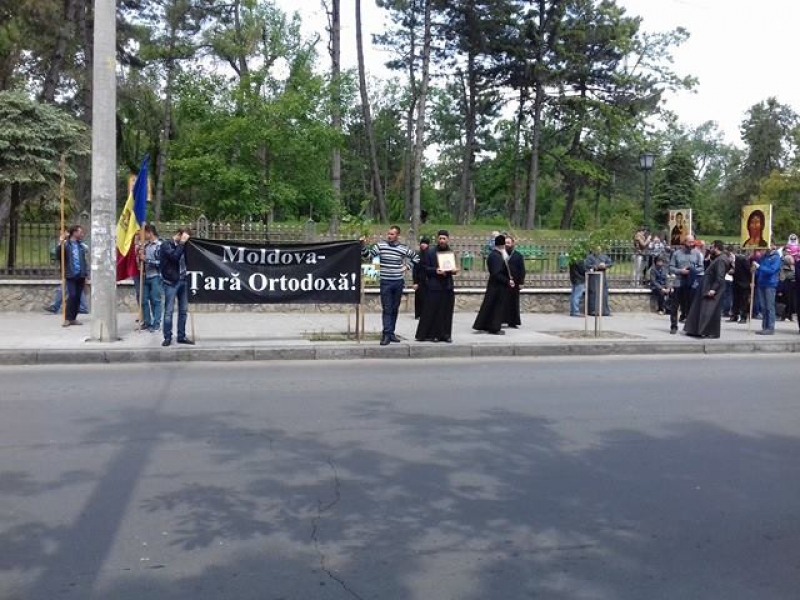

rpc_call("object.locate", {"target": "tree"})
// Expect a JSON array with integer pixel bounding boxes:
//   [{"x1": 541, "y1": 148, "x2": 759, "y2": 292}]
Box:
[
  {"x1": 141, "y1": 0, "x2": 216, "y2": 221},
  {"x1": 652, "y1": 145, "x2": 697, "y2": 224},
  {"x1": 740, "y1": 98, "x2": 798, "y2": 190},
  {"x1": 411, "y1": 0, "x2": 432, "y2": 235},
  {"x1": 323, "y1": 0, "x2": 342, "y2": 232},
  {"x1": 356, "y1": 0, "x2": 387, "y2": 221},
  {"x1": 0, "y1": 91, "x2": 89, "y2": 265}
]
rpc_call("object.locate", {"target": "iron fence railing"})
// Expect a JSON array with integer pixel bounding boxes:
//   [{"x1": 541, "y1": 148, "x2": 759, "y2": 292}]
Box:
[{"x1": 0, "y1": 217, "x2": 651, "y2": 288}]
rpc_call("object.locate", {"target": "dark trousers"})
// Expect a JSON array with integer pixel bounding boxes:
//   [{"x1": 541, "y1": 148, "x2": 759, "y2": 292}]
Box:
[
  {"x1": 721, "y1": 280, "x2": 733, "y2": 315},
  {"x1": 777, "y1": 281, "x2": 795, "y2": 320},
  {"x1": 65, "y1": 277, "x2": 85, "y2": 321},
  {"x1": 669, "y1": 286, "x2": 691, "y2": 329},
  {"x1": 379, "y1": 279, "x2": 404, "y2": 336},
  {"x1": 731, "y1": 285, "x2": 750, "y2": 320},
  {"x1": 652, "y1": 288, "x2": 667, "y2": 312}
]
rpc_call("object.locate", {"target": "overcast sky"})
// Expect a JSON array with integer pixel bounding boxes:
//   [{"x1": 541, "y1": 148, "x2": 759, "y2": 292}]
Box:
[{"x1": 275, "y1": 0, "x2": 799, "y2": 146}]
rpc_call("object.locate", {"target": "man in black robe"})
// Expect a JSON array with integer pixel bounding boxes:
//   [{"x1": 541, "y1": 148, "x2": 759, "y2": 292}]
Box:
[
  {"x1": 415, "y1": 231, "x2": 458, "y2": 342},
  {"x1": 412, "y1": 237, "x2": 430, "y2": 319},
  {"x1": 473, "y1": 235, "x2": 514, "y2": 335},
  {"x1": 684, "y1": 240, "x2": 730, "y2": 339},
  {"x1": 503, "y1": 235, "x2": 526, "y2": 328}
]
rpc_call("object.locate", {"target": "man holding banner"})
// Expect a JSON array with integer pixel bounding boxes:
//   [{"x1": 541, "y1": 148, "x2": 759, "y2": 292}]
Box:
[{"x1": 160, "y1": 228, "x2": 194, "y2": 347}]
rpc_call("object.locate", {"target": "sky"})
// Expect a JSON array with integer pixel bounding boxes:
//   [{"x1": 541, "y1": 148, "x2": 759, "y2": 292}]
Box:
[{"x1": 275, "y1": 0, "x2": 800, "y2": 147}]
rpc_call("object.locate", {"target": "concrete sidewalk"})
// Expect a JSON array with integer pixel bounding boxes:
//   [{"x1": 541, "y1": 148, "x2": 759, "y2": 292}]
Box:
[{"x1": 1, "y1": 309, "x2": 799, "y2": 365}]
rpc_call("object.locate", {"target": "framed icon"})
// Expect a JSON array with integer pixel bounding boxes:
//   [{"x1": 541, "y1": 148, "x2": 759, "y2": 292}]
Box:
[{"x1": 437, "y1": 251, "x2": 456, "y2": 272}]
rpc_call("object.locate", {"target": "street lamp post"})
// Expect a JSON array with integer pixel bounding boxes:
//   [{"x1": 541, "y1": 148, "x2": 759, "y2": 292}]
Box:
[{"x1": 639, "y1": 151, "x2": 655, "y2": 228}]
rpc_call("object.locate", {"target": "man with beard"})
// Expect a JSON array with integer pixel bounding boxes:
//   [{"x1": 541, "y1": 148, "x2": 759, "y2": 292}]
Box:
[
  {"x1": 473, "y1": 235, "x2": 514, "y2": 335},
  {"x1": 684, "y1": 240, "x2": 731, "y2": 339},
  {"x1": 412, "y1": 237, "x2": 430, "y2": 319},
  {"x1": 668, "y1": 234, "x2": 704, "y2": 334},
  {"x1": 415, "y1": 231, "x2": 458, "y2": 342},
  {"x1": 503, "y1": 235, "x2": 526, "y2": 328}
]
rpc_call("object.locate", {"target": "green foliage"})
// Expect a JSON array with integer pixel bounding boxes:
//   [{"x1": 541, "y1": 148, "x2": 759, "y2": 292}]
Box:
[
  {"x1": 652, "y1": 145, "x2": 697, "y2": 226},
  {"x1": 0, "y1": 91, "x2": 89, "y2": 186}
]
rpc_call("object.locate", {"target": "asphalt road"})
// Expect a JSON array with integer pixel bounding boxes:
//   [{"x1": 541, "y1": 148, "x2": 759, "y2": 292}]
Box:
[{"x1": 1, "y1": 356, "x2": 799, "y2": 600}]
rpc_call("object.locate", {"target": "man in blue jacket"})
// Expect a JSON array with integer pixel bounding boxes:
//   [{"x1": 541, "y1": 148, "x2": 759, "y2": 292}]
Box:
[
  {"x1": 159, "y1": 227, "x2": 195, "y2": 347},
  {"x1": 754, "y1": 242, "x2": 781, "y2": 335}
]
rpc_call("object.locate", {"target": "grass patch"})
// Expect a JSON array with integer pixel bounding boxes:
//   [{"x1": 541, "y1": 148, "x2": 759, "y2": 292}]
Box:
[
  {"x1": 304, "y1": 330, "x2": 384, "y2": 342},
  {"x1": 546, "y1": 330, "x2": 645, "y2": 340}
]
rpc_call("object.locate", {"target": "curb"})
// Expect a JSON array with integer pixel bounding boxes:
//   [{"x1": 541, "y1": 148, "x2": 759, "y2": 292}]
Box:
[{"x1": 1, "y1": 339, "x2": 798, "y2": 366}]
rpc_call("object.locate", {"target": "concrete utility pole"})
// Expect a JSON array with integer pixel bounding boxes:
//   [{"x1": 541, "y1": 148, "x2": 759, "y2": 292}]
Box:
[{"x1": 90, "y1": 0, "x2": 118, "y2": 342}]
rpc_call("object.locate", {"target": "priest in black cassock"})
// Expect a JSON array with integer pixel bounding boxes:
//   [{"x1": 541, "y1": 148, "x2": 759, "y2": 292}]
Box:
[
  {"x1": 473, "y1": 235, "x2": 514, "y2": 335},
  {"x1": 503, "y1": 235, "x2": 526, "y2": 328},
  {"x1": 684, "y1": 240, "x2": 730, "y2": 339},
  {"x1": 415, "y1": 231, "x2": 458, "y2": 342},
  {"x1": 412, "y1": 237, "x2": 430, "y2": 319}
]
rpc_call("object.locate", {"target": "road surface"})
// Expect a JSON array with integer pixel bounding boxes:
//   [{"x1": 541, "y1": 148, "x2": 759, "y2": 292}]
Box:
[{"x1": 1, "y1": 356, "x2": 799, "y2": 599}]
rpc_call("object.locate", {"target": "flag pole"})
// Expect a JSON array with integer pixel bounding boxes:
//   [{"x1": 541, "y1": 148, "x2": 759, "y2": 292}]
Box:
[
  {"x1": 138, "y1": 225, "x2": 145, "y2": 329},
  {"x1": 748, "y1": 265, "x2": 756, "y2": 333},
  {"x1": 59, "y1": 154, "x2": 67, "y2": 324}
]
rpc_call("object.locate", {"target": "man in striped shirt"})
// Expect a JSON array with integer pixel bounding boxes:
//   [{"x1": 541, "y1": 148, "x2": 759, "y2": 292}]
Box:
[{"x1": 362, "y1": 226, "x2": 420, "y2": 345}]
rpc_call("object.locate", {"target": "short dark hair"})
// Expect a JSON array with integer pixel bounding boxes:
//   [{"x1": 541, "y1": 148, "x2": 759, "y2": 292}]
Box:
[
  {"x1": 712, "y1": 240, "x2": 725, "y2": 252},
  {"x1": 145, "y1": 224, "x2": 158, "y2": 236},
  {"x1": 174, "y1": 226, "x2": 190, "y2": 235},
  {"x1": 67, "y1": 225, "x2": 82, "y2": 237},
  {"x1": 389, "y1": 225, "x2": 401, "y2": 234}
]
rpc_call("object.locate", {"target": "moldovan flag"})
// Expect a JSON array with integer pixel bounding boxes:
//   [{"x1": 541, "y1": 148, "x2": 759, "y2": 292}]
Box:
[{"x1": 116, "y1": 155, "x2": 149, "y2": 281}]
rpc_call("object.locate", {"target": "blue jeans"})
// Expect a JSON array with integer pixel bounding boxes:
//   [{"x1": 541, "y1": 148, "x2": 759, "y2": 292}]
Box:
[
  {"x1": 379, "y1": 279, "x2": 404, "y2": 336},
  {"x1": 163, "y1": 279, "x2": 188, "y2": 341},
  {"x1": 143, "y1": 276, "x2": 163, "y2": 328},
  {"x1": 758, "y1": 286, "x2": 776, "y2": 331},
  {"x1": 570, "y1": 282, "x2": 585, "y2": 315}
]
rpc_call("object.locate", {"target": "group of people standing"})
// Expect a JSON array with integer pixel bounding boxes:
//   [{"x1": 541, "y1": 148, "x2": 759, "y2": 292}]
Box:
[
  {"x1": 54, "y1": 223, "x2": 196, "y2": 347},
  {"x1": 363, "y1": 228, "x2": 526, "y2": 345},
  {"x1": 648, "y1": 234, "x2": 799, "y2": 338}
]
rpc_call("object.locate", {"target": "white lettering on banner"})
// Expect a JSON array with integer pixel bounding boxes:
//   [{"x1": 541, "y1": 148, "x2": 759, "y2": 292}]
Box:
[
  {"x1": 249, "y1": 273, "x2": 268, "y2": 292},
  {"x1": 221, "y1": 245, "x2": 323, "y2": 266},
  {"x1": 188, "y1": 270, "x2": 203, "y2": 295}
]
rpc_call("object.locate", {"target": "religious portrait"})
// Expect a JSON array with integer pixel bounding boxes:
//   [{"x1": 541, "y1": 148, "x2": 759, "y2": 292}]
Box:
[
  {"x1": 436, "y1": 251, "x2": 457, "y2": 272},
  {"x1": 668, "y1": 209, "x2": 692, "y2": 246},
  {"x1": 741, "y1": 204, "x2": 772, "y2": 248}
]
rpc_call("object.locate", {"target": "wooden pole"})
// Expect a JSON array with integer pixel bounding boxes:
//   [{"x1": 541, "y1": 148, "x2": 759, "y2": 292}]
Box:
[
  {"x1": 59, "y1": 155, "x2": 67, "y2": 324},
  {"x1": 748, "y1": 268, "x2": 756, "y2": 333}
]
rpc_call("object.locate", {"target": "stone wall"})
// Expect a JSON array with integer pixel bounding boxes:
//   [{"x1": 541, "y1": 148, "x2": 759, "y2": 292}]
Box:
[{"x1": 0, "y1": 280, "x2": 653, "y2": 314}]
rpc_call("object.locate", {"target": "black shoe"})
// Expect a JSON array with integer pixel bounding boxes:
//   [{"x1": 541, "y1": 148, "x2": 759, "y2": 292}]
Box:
[
  {"x1": 389, "y1": 334, "x2": 401, "y2": 343},
  {"x1": 679, "y1": 315, "x2": 686, "y2": 323},
  {"x1": 442, "y1": 337, "x2": 452, "y2": 343},
  {"x1": 508, "y1": 325, "x2": 519, "y2": 329},
  {"x1": 670, "y1": 327, "x2": 677, "y2": 335},
  {"x1": 162, "y1": 339, "x2": 171, "y2": 347},
  {"x1": 380, "y1": 335, "x2": 390, "y2": 346},
  {"x1": 177, "y1": 338, "x2": 195, "y2": 345},
  {"x1": 45, "y1": 305, "x2": 57, "y2": 314},
  {"x1": 488, "y1": 330, "x2": 505, "y2": 335}
]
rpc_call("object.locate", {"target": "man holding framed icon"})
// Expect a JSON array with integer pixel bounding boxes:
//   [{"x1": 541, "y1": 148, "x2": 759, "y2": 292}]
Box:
[{"x1": 415, "y1": 230, "x2": 458, "y2": 343}]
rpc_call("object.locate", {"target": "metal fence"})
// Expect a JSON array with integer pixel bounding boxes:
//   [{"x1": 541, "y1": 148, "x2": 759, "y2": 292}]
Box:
[{"x1": 1, "y1": 217, "x2": 644, "y2": 288}]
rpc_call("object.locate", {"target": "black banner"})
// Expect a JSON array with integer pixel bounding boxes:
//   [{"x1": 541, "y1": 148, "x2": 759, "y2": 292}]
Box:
[{"x1": 185, "y1": 239, "x2": 362, "y2": 304}]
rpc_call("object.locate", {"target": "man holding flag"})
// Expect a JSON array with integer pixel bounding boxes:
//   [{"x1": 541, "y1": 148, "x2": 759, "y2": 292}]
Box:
[{"x1": 116, "y1": 156, "x2": 149, "y2": 304}]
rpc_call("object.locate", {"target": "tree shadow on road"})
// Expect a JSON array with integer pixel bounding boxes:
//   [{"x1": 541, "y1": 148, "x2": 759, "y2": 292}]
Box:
[{"x1": 2, "y1": 398, "x2": 800, "y2": 600}]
